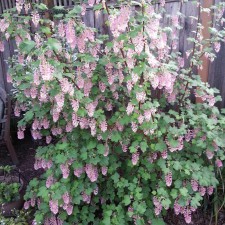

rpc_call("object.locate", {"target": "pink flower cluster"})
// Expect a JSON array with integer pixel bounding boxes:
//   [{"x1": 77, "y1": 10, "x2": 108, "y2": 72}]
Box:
[
  {"x1": 49, "y1": 199, "x2": 58, "y2": 215},
  {"x1": 166, "y1": 136, "x2": 183, "y2": 152},
  {"x1": 46, "y1": 175, "x2": 55, "y2": 188},
  {"x1": 191, "y1": 179, "x2": 214, "y2": 196},
  {"x1": 74, "y1": 167, "x2": 84, "y2": 177},
  {"x1": 82, "y1": 192, "x2": 91, "y2": 204},
  {"x1": 174, "y1": 199, "x2": 197, "y2": 224},
  {"x1": 62, "y1": 192, "x2": 73, "y2": 215},
  {"x1": 165, "y1": 172, "x2": 172, "y2": 187},
  {"x1": 109, "y1": 6, "x2": 131, "y2": 37},
  {"x1": 153, "y1": 197, "x2": 163, "y2": 216},
  {"x1": 85, "y1": 164, "x2": 98, "y2": 182},
  {"x1": 34, "y1": 158, "x2": 53, "y2": 170},
  {"x1": 39, "y1": 57, "x2": 54, "y2": 81},
  {"x1": 195, "y1": 90, "x2": 215, "y2": 107},
  {"x1": 60, "y1": 163, "x2": 70, "y2": 179},
  {"x1": 44, "y1": 216, "x2": 63, "y2": 225},
  {"x1": 32, "y1": 11, "x2": 40, "y2": 28}
]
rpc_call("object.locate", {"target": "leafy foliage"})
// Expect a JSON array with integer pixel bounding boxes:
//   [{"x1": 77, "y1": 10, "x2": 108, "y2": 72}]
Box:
[{"x1": 2, "y1": 0, "x2": 225, "y2": 224}]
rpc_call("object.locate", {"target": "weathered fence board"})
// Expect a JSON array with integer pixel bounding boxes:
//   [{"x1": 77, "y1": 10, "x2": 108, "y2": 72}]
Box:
[{"x1": 208, "y1": 0, "x2": 225, "y2": 108}]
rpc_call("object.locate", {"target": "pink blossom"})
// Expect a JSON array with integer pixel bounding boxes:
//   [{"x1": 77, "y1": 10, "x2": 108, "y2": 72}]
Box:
[
  {"x1": 81, "y1": 4, "x2": 86, "y2": 16},
  {"x1": 74, "y1": 167, "x2": 84, "y2": 177},
  {"x1": 82, "y1": 192, "x2": 91, "y2": 204},
  {"x1": 46, "y1": 175, "x2": 54, "y2": 188},
  {"x1": 58, "y1": 21, "x2": 65, "y2": 38},
  {"x1": 66, "y1": 204, "x2": 73, "y2": 215},
  {"x1": 49, "y1": 199, "x2": 58, "y2": 215},
  {"x1": 126, "y1": 103, "x2": 134, "y2": 115},
  {"x1": 136, "y1": 91, "x2": 146, "y2": 103},
  {"x1": 17, "y1": 129, "x2": 24, "y2": 139},
  {"x1": 214, "y1": 42, "x2": 221, "y2": 53},
  {"x1": 216, "y1": 159, "x2": 223, "y2": 168},
  {"x1": 165, "y1": 172, "x2": 172, "y2": 187},
  {"x1": 132, "y1": 152, "x2": 139, "y2": 165},
  {"x1": 206, "y1": 150, "x2": 214, "y2": 160},
  {"x1": 184, "y1": 207, "x2": 192, "y2": 224},
  {"x1": 85, "y1": 164, "x2": 98, "y2": 182},
  {"x1": 174, "y1": 200, "x2": 181, "y2": 215},
  {"x1": 24, "y1": 201, "x2": 30, "y2": 210},
  {"x1": 101, "y1": 166, "x2": 108, "y2": 176},
  {"x1": 62, "y1": 192, "x2": 71, "y2": 204},
  {"x1": 39, "y1": 58, "x2": 54, "y2": 81},
  {"x1": 131, "y1": 122, "x2": 138, "y2": 133},
  {"x1": 161, "y1": 150, "x2": 168, "y2": 159},
  {"x1": 93, "y1": 186, "x2": 99, "y2": 195},
  {"x1": 99, "y1": 82, "x2": 106, "y2": 92},
  {"x1": 32, "y1": 11, "x2": 40, "y2": 27},
  {"x1": 199, "y1": 186, "x2": 206, "y2": 196},
  {"x1": 191, "y1": 179, "x2": 199, "y2": 192},
  {"x1": 100, "y1": 120, "x2": 107, "y2": 132},
  {"x1": 88, "y1": 0, "x2": 95, "y2": 7},
  {"x1": 207, "y1": 186, "x2": 214, "y2": 195},
  {"x1": 60, "y1": 164, "x2": 70, "y2": 179},
  {"x1": 66, "y1": 19, "x2": 77, "y2": 49}
]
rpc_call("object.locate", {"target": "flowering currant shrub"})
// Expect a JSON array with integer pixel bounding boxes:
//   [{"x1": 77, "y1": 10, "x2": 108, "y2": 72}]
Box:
[{"x1": 3, "y1": 0, "x2": 225, "y2": 224}]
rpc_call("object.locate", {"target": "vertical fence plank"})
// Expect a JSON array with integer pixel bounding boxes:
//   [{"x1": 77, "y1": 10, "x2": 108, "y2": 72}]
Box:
[
  {"x1": 63, "y1": 0, "x2": 68, "y2": 7},
  {"x1": 11, "y1": 0, "x2": 15, "y2": 7},
  {"x1": 54, "y1": 0, "x2": 58, "y2": 6},
  {"x1": 0, "y1": 52, "x2": 5, "y2": 89},
  {"x1": 8, "y1": 0, "x2": 12, "y2": 9},
  {"x1": 4, "y1": 0, "x2": 9, "y2": 10},
  {"x1": 0, "y1": 1, "x2": 3, "y2": 14},
  {"x1": 208, "y1": 0, "x2": 225, "y2": 108},
  {"x1": 1, "y1": 1, "x2": 6, "y2": 12},
  {"x1": 68, "y1": 0, "x2": 73, "y2": 6}
]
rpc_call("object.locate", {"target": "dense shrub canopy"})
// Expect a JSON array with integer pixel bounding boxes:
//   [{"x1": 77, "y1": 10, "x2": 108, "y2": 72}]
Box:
[{"x1": 2, "y1": 0, "x2": 225, "y2": 224}]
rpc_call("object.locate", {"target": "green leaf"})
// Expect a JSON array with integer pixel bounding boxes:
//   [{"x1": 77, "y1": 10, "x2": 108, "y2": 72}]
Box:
[
  {"x1": 41, "y1": 26, "x2": 51, "y2": 34},
  {"x1": 170, "y1": 189, "x2": 178, "y2": 199},
  {"x1": 24, "y1": 111, "x2": 34, "y2": 121},
  {"x1": 136, "y1": 202, "x2": 147, "y2": 214},
  {"x1": 112, "y1": 173, "x2": 120, "y2": 183},
  {"x1": 173, "y1": 161, "x2": 182, "y2": 171},
  {"x1": 123, "y1": 195, "x2": 131, "y2": 206},
  {"x1": 87, "y1": 140, "x2": 97, "y2": 149},
  {"x1": 140, "y1": 141, "x2": 148, "y2": 152},
  {"x1": 111, "y1": 132, "x2": 122, "y2": 142},
  {"x1": 36, "y1": 3, "x2": 48, "y2": 10},
  {"x1": 97, "y1": 144, "x2": 105, "y2": 154},
  {"x1": 180, "y1": 187, "x2": 188, "y2": 197},
  {"x1": 155, "y1": 141, "x2": 167, "y2": 152},
  {"x1": 47, "y1": 38, "x2": 62, "y2": 52},
  {"x1": 152, "y1": 218, "x2": 165, "y2": 225},
  {"x1": 19, "y1": 40, "x2": 36, "y2": 53},
  {"x1": 55, "y1": 154, "x2": 67, "y2": 164},
  {"x1": 93, "y1": 4, "x2": 103, "y2": 10},
  {"x1": 68, "y1": 5, "x2": 82, "y2": 15}
]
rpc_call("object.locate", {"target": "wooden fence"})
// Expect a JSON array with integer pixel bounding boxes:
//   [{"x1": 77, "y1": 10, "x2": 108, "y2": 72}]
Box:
[{"x1": 0, "y1": 0, "x2": 225, "y2": 107}]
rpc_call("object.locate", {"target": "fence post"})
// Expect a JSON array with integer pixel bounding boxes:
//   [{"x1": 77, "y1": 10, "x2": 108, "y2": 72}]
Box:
[
  {"x1": 43, "y1": 0, "x2": 54, "y2": 20},
  {"x1": 198, "y1": 0, "x2": 213, "y2": 83},
  {"x1": 196, "y1": 0, "x2": 213, "y2": 103}
]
